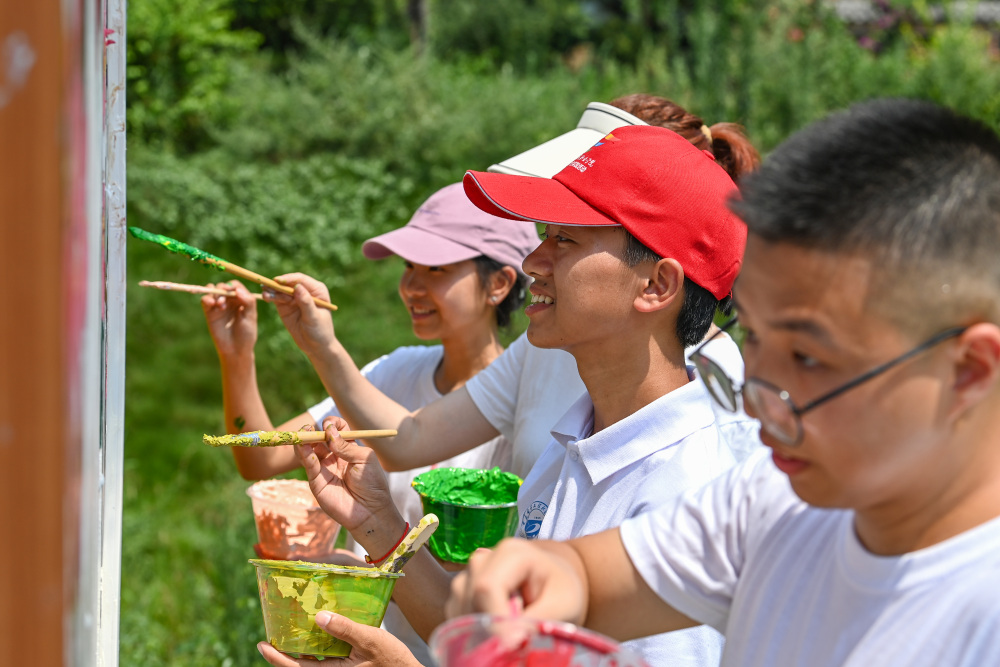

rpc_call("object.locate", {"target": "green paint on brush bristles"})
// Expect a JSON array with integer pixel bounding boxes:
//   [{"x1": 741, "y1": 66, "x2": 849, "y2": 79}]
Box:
[{"x1": 128, "y1": 226, "x2": 226, "y2": 270}]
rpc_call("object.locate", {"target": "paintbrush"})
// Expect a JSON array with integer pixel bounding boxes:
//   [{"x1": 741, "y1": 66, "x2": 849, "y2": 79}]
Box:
[
  {"x1": 128, "y1": 227, "x2": 337, "y2": 311},
  {"x1": 203, "y1": 429, "x2": 398, "y2": 447},
  {"x1": 378, "y1": 514, "x2": 440, "y2": 573},
  {"x1": 139, "y1": 280, "x2": 264, "y2": 299}
]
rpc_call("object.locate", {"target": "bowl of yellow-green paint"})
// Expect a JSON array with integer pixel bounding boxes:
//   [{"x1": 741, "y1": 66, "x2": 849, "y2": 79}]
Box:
[
  {"x1": 250, "y1": 559, "x2": 402, "y2": 658},
  {"x1": 411, "y1": 467, "x2": 521, "y2": 564}
]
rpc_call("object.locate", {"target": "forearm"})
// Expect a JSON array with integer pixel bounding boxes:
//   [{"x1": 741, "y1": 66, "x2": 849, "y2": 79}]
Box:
[
  {"x1": 388, "y1": 548, "x2": 454, "y2": 640},
  {"x1": 572, "y1": 530, "x2": 698, "y2": 641},
  {"x1": 348, "y1": 508, "x2": 452, "y2": 640},
  {"x1": 307, "y1": 340, "x2": 499, "y2": 471},
  {"x1": 218, "y1": 352, "x2": 298, "y2": 479}
]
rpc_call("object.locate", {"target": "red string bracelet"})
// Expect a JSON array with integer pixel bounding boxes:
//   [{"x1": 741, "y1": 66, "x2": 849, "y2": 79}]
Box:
[{"x1": 365, "y1": 522, "x2": 409, "y2": 565}]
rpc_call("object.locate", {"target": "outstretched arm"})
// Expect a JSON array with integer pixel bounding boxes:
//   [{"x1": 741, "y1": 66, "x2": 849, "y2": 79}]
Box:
[
  {"x1": 269, "y1": 273, "x2": 501, "y2": 471},
  {"x1": 202, "y1": 280, "x2": 307, "y2": 479},
  {"x1": 446, "y1": 530, "x2": 698, "y2": 642}
]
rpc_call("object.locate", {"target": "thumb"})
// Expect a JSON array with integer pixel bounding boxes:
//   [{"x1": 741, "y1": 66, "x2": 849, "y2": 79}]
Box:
[
  {"x1": 324, "y1": 423, "x2": 372, "y2": 464},
  {"x1": 315, "y1": 611, "x2": 378, "y2": 655}
]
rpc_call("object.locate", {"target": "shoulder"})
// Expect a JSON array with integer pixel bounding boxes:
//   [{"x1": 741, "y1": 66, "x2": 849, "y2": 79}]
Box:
[{"x1": 361, "y1": 345, "x2": 442, "y2": 376}]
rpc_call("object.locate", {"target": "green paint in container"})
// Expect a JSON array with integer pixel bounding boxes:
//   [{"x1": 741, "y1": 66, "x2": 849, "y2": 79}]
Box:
[
  {"x1": 250, "y1": 559, "x2": 402, "y2": 658},
  {"x1": 411, "y1": 467, "x2": 522, "y2": 563}
]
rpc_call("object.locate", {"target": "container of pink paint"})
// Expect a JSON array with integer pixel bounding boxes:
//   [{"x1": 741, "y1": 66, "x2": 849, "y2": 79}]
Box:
[
  {"x1": 429, "y1": 614, "x2": 651, "y2": 667},
  {"x1": 247, "y1": 479, "x2": 341, "y2": 560}
]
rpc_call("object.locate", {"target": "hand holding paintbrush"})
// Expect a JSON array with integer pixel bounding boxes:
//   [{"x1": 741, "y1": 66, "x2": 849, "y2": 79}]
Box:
[{"x1": 262, "y1": 272, "x2": 344, "y2": 363}]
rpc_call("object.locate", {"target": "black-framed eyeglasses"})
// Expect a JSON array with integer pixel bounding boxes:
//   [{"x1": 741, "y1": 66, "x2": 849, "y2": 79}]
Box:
[{"x1": 691, "y1": 318, "x2": 968, "y2": 446}]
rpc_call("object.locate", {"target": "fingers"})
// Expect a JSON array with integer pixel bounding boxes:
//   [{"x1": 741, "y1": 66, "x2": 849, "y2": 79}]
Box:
[
  {"x1": 257, "y1": 642, "x2": 309, "y2": 666},
  {"x1": 323, "y1": 420, "x2": 374, "y2": 465},
  {"x1": 228, "y1": 280, "x2": 258, "y2": 308},
  {"x1": 315, "y1": 611, "x2": 375, "y2": 654},
  {"x1": 275, "y1": 273, "x2": 333, "y2": 301},
  {"x1": 448, "y1": 546, "x2": 523, "y2": 618},
  {"x1": 447, "y1": 540, "x2": 582, "y2": 623}
]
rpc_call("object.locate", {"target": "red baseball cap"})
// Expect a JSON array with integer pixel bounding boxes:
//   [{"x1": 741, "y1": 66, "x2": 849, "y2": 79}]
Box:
[{"x1": 463, "y1": 125, "x2": 746, "y2": 299}]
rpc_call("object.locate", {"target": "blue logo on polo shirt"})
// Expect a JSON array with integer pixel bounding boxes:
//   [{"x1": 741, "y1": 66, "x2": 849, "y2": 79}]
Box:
[{"x1": 520, "y1": 500, "x2": 548, "y2": 540}]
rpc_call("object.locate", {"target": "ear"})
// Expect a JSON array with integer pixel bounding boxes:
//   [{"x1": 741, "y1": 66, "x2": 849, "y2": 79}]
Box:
[
  {"x1": 948, "y1": 322, "x2": 1000, "y2": 420},
  {"x1": 633, "y1": 258, "x2": 684, "y2": 314},
  {"x1": 486, "y1": 265, "x2": 518, "y2": 305}
]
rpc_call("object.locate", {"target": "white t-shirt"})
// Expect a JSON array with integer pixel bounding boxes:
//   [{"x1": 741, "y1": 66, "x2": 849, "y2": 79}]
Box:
[
  {"x1": 620, "y1": 449, "x2": 1000, "y2": 667},
  {"x1": 308, "y1": 345, "x2": 512, "y2": 666},
  {"x1": 466, "y1": 332, "x2": 760, "y2": 476},
  {"x1": 516, "y1": 373, "x2": 734, "y2": 666}
]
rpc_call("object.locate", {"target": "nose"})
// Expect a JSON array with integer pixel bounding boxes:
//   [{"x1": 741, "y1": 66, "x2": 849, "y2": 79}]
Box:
[
  {"x1": 399, "y1": 267, "x2": 426, "y2": 297},
  {"x1": 522, "y1": 239, "x2": 552, "y2": 279}
]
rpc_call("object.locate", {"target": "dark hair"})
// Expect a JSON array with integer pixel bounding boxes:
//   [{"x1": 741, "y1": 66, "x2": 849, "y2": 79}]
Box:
[
  {"x1": 621, "y1": 231, "x2": 733, "y2": 347},
  {"x1": 609, "y1": 93, "x2": 761, "y2": 181},
  {"x1": 733, "y1": 98, "x2": 1000, "y2": 334},
  {"x1": 473, "y1": 255, "x2": 529, "y2": 329}
]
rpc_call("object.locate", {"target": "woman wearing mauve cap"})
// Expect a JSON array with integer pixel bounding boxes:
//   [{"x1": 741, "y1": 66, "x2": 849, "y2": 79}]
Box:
[{"x1": 201, "y1": 182, "x2": 538, "y2": 664}]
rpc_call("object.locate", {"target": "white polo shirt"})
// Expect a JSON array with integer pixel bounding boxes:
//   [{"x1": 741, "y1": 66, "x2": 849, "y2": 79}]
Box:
[
  {"x1": 467, "y1": 333, "x2": 759, "y2": 480},
  {"x1": 515, "y1": 370, "x2": 736, "y2": 666}
]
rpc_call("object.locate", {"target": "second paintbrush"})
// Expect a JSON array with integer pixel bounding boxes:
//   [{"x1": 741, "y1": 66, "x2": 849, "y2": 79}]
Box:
[{"x1": 203, "y1": 429, "x2": 398, "y2": 447}]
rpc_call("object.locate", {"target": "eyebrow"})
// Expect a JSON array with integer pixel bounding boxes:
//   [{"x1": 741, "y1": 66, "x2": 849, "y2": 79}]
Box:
[{"x1": 731, "y1": 295, "x2": 835, "y2": 346}]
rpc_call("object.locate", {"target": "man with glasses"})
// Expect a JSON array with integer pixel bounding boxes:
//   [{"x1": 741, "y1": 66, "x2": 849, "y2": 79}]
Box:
[{"x1": 446, "y1": 99, "x2": 1000, "y2": 666}]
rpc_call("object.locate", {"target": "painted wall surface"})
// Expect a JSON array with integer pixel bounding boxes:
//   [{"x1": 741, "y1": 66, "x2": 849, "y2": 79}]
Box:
[{"x1": 0, "y1": 0, "x2": 125, "y2": 664}]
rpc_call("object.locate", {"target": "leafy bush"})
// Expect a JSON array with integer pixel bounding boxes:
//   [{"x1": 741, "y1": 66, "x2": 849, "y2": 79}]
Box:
[{"x1": 127, "y1": 0, "x2": 262, "y2": 150}]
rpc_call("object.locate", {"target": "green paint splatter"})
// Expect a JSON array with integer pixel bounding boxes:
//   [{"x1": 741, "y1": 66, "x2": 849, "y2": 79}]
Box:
[
  {"x1": 128, "y1": 226, "x2": 227, "y2": 271},
  {"x1": 234, "y1": 416, "x2": 246, "y2": 429},
  {"x1": 412, "y1": 467, "x2": 520, "y2": 506}
]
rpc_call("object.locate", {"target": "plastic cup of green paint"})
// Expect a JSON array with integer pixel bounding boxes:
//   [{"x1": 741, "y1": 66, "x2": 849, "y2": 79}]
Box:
[
  {"x1": 250, "y1": 559, "x2": 402, "y2": 658},
  {"x1": 411, "y1": 467, "x2": 522, "y2": 564}
]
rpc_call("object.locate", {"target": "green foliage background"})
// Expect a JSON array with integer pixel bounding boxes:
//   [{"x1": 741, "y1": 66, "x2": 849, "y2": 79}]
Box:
[{"x1": 123, "y1": 1, "x2": 1000, "y2": 664}]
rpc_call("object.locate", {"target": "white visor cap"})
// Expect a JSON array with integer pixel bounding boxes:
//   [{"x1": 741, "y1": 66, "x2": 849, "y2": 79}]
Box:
[{"x1": 488, "y1": 102, "x2": 648, "y2": 178}]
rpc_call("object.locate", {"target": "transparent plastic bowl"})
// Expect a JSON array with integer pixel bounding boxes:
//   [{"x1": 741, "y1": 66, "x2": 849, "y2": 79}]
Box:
[
  {"x1": 246, "y1": 480, "x2": 340, "y2": 560},
  {"x1": 430, "y1": 614, "x2": 651, "y2": 667},
  {"x1": 250, "y1": 558, "x2": 402, "y2": 658}
]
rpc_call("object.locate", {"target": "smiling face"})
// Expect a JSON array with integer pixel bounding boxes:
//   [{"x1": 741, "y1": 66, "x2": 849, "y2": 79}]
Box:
[
  {"x1": 735, "y1": 234, "x2": 971, "y2": 513},
  {"x1": 398, "y1": 259, "x2": 494, "y2": 341},
  {"x1": 521, "y1": 225, "x2": 645, "y2": 355}
]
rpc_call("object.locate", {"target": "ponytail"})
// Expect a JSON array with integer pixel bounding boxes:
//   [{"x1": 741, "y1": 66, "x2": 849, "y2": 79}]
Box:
[{"x1": 609, "y1": 93, "x2": 760, "y2": 182}]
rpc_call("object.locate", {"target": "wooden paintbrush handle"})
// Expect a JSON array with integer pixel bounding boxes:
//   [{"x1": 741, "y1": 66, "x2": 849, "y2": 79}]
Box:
[
  {"x1": 297, "y1": 429, "x2": 398, "y2": 442},
  {"x1": 216, "y1": 260, "x2": 338, "y2": 311}
]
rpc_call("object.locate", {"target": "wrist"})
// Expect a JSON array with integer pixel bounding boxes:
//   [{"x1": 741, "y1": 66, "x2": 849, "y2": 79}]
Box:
[
  {"x1": 354, "y1": 510, "x2": 407, "y2": 560},
  {"x1": 218, "y1": 349, "x2": 256, "y2": 370}
]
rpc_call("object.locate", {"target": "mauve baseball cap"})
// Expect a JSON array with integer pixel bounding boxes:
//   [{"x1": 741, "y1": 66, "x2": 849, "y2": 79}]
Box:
[
  {"x1": 362, "y1": 183, "x2": 540, "y2": 276},
  {"x1": 465, "y1": 125, "x2": 745, "y2": 299}
]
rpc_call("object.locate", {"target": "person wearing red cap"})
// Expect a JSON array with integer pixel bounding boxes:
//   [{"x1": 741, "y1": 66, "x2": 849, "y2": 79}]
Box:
[
  {"x1": 272, "y1": 124, "x2": 748, "y2": 667},
  {"x1": 459, "y1": 123, "x2": 744, "y2": 664},
  {"x1": 268, "y1": 96, "x2": 760, "y2": 488}
]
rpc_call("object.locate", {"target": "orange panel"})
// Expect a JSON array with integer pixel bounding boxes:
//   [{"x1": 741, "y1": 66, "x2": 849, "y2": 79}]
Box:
[{"x1": 0, "y1": 1, "x2": 73, "y2": 665}]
